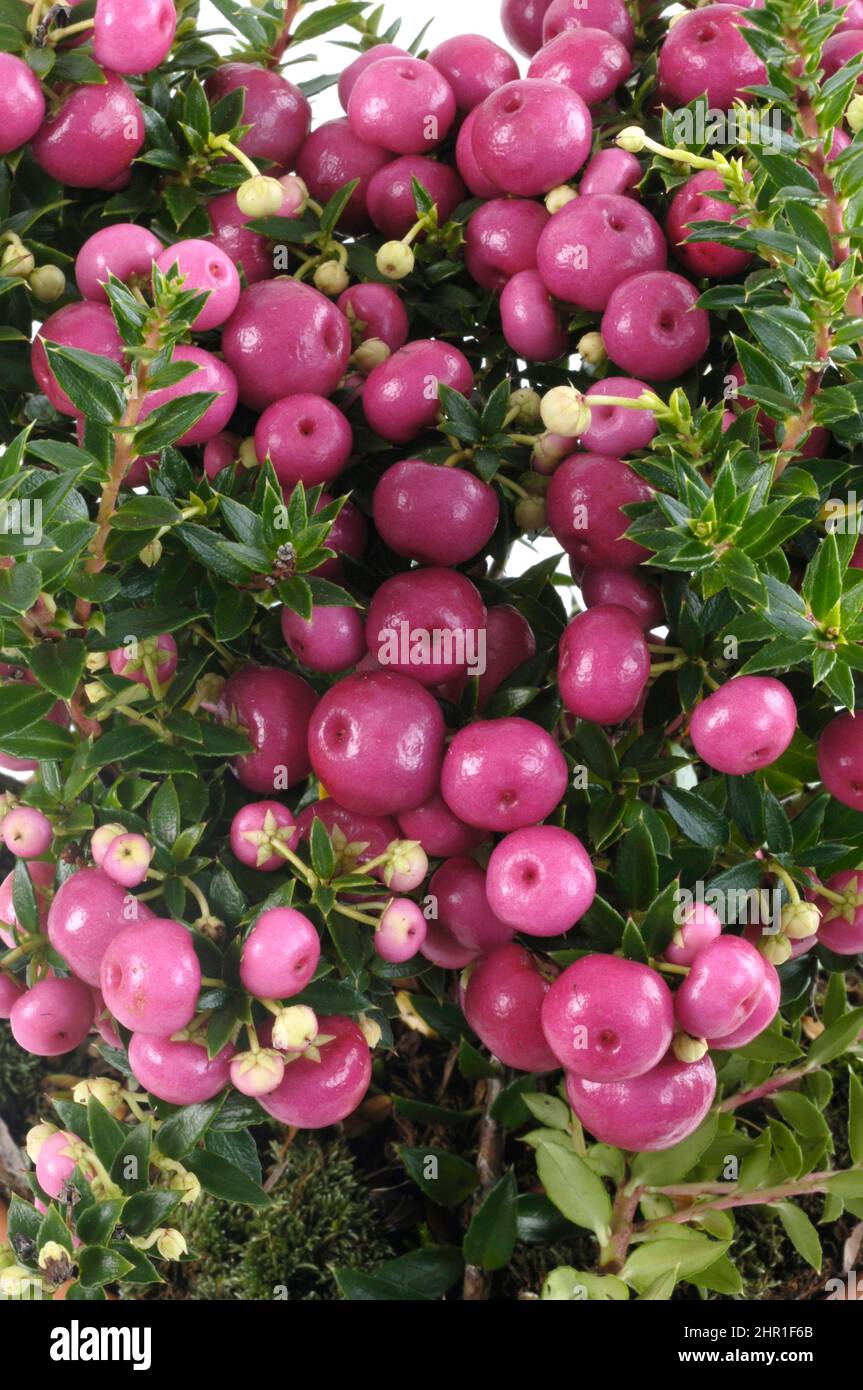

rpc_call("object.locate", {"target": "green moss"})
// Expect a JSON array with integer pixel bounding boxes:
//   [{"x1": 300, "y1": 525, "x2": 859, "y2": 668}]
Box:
[{"x1": 0, "y1": 1020, "x2": 46, "y2": 1142}]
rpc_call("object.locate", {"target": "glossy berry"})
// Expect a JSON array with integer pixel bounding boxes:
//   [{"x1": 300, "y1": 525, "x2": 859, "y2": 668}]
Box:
[
  {"x1": 373, "y1": 460, "x2": 499, "y2": 567},
  {"x1": 101, "y1": 833, "x2": 154, "y2": 889},
  {"x1": 543, "y1": 0, "x2": 635, "y2": 48},
  {"x1": 47, "y1": 867, "x2": 153, "y2": 986},
  {"x1": 663, "y1": 903, "x2": 723, "y2": 967},
  {"x1": 814, "y1": 870, "x2": 863, "y2": 954},
  {"x1": 76, "y1": 224, "x2": 162, "y2": 302},
  {"x1": 547, "y1": 453, "x2": 653, "y2": 569},
  {"x1": 138, "y1": 344, "x2": 238, "y2": 445},
  {"x1": 601, "y1": 270, "x2": 711, "y2": 380},
  {"x1": 502, "y1": 0, "x2": 554, "y2": 55},
  {"x1": 296, "y1": 118, "x2": 392, "y2": 232},
  {"x1": 259, "y1": 1015, "x2": 371, "y2": 1128},
  {"x1": 465, "y1": 198, "x2": 550, "y2": 291},
  {"x1": 297, "y1": 799, "x2": 398, "y2": 878},
  {"x1": 658, "y1": 5, "x2": 766, "y2": 107},
  {"x1": 709, "y1": 960, "x2": 781, "y2": 1049},
  {"x1": 222, "y1": 280, "x2": 351, "y2": 412},
  {"x1": 456, "y1": 108, "x2": 506, "y2": 198},
  {"x1": 367, "y1": 156, "x2": 466, "y2": 239},
  {"x1": 541, "y1": 954, "x2": 674, "y2": 1080},
  {"x1": 31, "y1": 70, "x2": 144, "y2": 188},
  {"x1": 10, "y1": 977, "x2": 94, "y2": 1057},
  {"x1": 580, "y1": 147, "x2": 642, "y2": 197},
  {"x1": 486, "y1": 824, "x2": 596, "y2": 935},
  {"x1": 221, "y1": 666, "x2": 318, "y2": 794},
  {"x1": 421, "y1": 917, "x2": 479, "y2": 970},
  {"x1": 566, "y1": 1051, "x2": 717, "y2": 1151},
  {"x1": 1, "y1": 805, "x2": 52, "y2": 859},
  {"x1": 205, "y1": 186, "x2": 295, "y2": 285},
  {"x1": 367, "y1": 567, "x2": 487, "y2": 687},
  {"x1": 0, "y1": 54, "x2": 45, "y2": 155},
  {"x1": 500, "y1": 270, "x2": 568, "y2": 361},
  {"x1": 441, "y1": 716, "x2": 568, "y2": 832},
  {"x1": 0, "y1": 973, "x2": 24, "y2": 1019},
  {"x1": 580, "y1": 567, "x2": 664, "y2": 631},
  {"x1": 101, "y1": 918, "x2": 201, "y2": 1035},
  {"x1": 240, "y1": 907, "x2": 321, "y2": 1000},
  {"x1": 230, "y1": 801, "x2": 299, "y2": 872},
  {"x1": 35, "y1": 1131, "x2": 81, "y2": 1199},
  {"x1": 475, "y1": 605, "x2": 538, "y2": 711},
  {"x1": 31, "y1": 302, "x2": 125, "y2": 417},
  {"x1": 674, "y1": 935, "x2": 767, "y2": 1041},
  {"x1": 689, "y1": 676, "x2": 797, "y2": 775},
  {"x1": 528, "y1": 27, "x2": 632, "y2": 105},
  {"x1": 399, "y1": 793, "x2": 487, "y2": 859},
  {"x1": 282, "y1": 604, "x2": 366, "y2": 675},
  {"x1": 203, "y1": 432, "x2": 240, "y2": 481},
  {"x1": 93, "y1": 0, "x2": 177, "y2": 75},
  {"x1": 375, "y1": 899, "x2": 428, "y2": 962},
  {"x1": 463, "y1": 943, "x2": 558, "y2": 1071},
  {"x1": 666, "y1": 170, "x2": 753, "y2": 279},
  {"x1": 558, "y1": 604, "x2": 650, "y2": 724},
  {"x1": 579, "y1": 376, "x2": 657, "y2": 455},
  {"x1": 337, "y1": 282, "x2": 409, "y2": 353},
  {"x1": 347, "y1": 56, "x2": 456, "y2": 154},
  {"x1": 337, "y1": 44, "x2": 410, "y2": 109},
  {"x1": 308, "y1": 671, "x2": 445, "y2": 816},
  {"x1": 128, "y1": 1033, "x2": 235, "y2": 1105},
  {"x1": 428, "y1": 857, "x2": 514, "y2": 952},
  {"x1": 109, "y1": 633, "x2": 178, "y2": 689},
  {"x1": 817, "y1": 711, "x2": 863, "y2": 812},
  {"x1": 255, "y1": 393, "x2": 352, "y2": 487},
  {"x1": 471, "y1": 79, "x2": 592, "y2": 197},
  {"x1": 538, "y1": 194, "x2": 665, "y2": 310},
  {"x1": 205, "y1": 62, "x2": 310, "y2": 166},
  {"x1": 428, "y1": 34, "x2": 519, "y2": 109},
  {"x1": 363, "y1": 338, "x2": 473, "y2": 444},
  {"x1": 155, "y1": 239, "x2": 240, "y2": 331}
]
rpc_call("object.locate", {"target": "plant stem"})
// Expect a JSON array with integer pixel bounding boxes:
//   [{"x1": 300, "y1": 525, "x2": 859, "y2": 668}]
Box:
[
  {"x1": 463, "y1": 1073, "x2": 504, "y2": 1300},
  {"x1": 718, "y1": 1061, "x2": 814, "y2": 1112}
]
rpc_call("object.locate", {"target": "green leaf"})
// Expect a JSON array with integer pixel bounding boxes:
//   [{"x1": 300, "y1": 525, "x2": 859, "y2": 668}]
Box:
[
  {"x1": 621, "y1": 1234, "x2": 730, "y2": 1294},
  {"x1": 616, "y1": 820, "x2": 658, "y2": 910},
  {"x1": 213, "y1": 588, "x2": 256, "y2": 641},
  {"x1": 38, "y1": 1203, "x2": 74, "y2": 1255},
  {"x1": 629, "y1": 1117, "x2": 718, "y2": 1188},
  {"x1": 399, "y1": 1146, "x2": 479, "y2": 1207},
  {"x1": 662, "y1": 787, "x2": 729, "y2": 850},
  {"x1": 12, "y1": 857, "x2": 39, "y2": 935},
  {"x1": 309, "y1": 817, "x2": 336, "y2": 881},
  {"x1": 849, "y1": 1069, "x2": 863, "y2": 1166},
  {"x1": 462, "y1": 1171, "x2": 518, "y2": 1270},
  {"x1": 438, "y1": 382, "x2": 482, "y2": 444},
  {"x1": 77, "y1": 1246, "x2": 134, "y2": 1287},
  {"x1": 0, "y1": 683, "x2": 57, "y2": 738},
  {"x1": 150, "y1": 779, "x2": 180, "y2": 848},
  {"x1": 521, "y1": 1092, "x2": 571, "y2": 1130},
  {"x1": 86, "y1": 1097, "x2": 126, "y2": 1171},
  {"x1": 805, "y1": 1007, "x2": 863, "y2": 1067},
  {"x1": 43, "y1": 343, "x2": 125, "y2": 424},
  {"x1": 75, "y1": 1200, "x2": 123, "y2": 1249},
  {"x1": 121, "y1": 1190, "x2": 182, "y2": 1239},
  {"x1": 775, "y1": 1202, "x2": 821, "y2": 1271},
  {"x1": 184, "y1": 1149, "x2": 270, "y2": 1206},
  {"x1": 772, "y1": 1092, "x2": 831, "y2": 1140},
  {"x1": 803, "y1": 531, "x2": 842, "y2": 624},
  {"x1": 27, "y1": 638, "x2": 86, "y2": 700},
  {"x1": 155, "y1": 1095, "x2": 226, "y2": 1160},
  {"x1": 335, "y1": 1246, "x2": 463, "y2": 1301},
  {"x1": 535, "y1": 1138, "x2": 612, "y2": 1240}
]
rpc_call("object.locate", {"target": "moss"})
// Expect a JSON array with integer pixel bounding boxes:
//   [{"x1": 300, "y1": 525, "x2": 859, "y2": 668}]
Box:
[{"x1": 0, "y1": 1020, "x2": 46, "y2": 1143}]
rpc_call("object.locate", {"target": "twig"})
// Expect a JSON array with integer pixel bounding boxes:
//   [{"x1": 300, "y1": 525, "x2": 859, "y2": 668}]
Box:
[{"x1": 462, "y1": 1074, "x2": 504, "y2": 1300}]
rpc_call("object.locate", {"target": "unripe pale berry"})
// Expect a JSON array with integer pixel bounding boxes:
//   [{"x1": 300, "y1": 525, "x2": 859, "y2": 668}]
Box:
[
  {"x1": 541, "y1": 385, "x2": 591, "y2": 437},
  {"x1": 28, "y1": 265, "x2": 67, "y2": 303},
  {"x1": 375, "y1": 899, "x2": 428, "y2": 963},
  {"x1": 578, "y1": 331, "x2": 607, "y2": 367},
  {"x1": 353, "y1": 337, "x2": 391, "y2": 373},
  {"x1": 230, "y1": 802, "x2": 299, "y2": 872},
  {"x1": 781, "y1": 900, "x2": 821, "y2": 941},
  {"x1": 2, "y1": 243, "x2": 36, "y2": 278},
  {"x1": 382, "y1": 841, "x2": 429, "y2": 892},
  {"x1": 376, "y1": 241, "x2": 415, "y2": 280},
  {"x1": 1, "y1": 805, "x2": 53, "y2": 859},
  {"x1": 271, "y1": 1004, "x2": 318, "y2": 1053},
  {"x1": 314, "y1": 260, "x2": 351, "y2": 296},
  {"x1": 26, "y1": 1122, "x2": 58, "y2": 1166},
  {"x1": 237, "y1": 176, "x2": 291, "y2": 219},
  {"x1": 230, "y1": 1049, "x2": 285, "y2": 1097},
  {"x1": 101, "y1": 832, "x2": 154, "y2": 889},
  {"x1": 91, "y1": 822, "x2": 126, "y2": 867}
]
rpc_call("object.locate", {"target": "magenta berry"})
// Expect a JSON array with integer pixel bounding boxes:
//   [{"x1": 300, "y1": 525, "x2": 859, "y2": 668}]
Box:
[
  {"x1": 709, "y1": 960, "x2": 781, "y2": 1049},
  {"x1": 528, "y1": 27, "x2": 632, "y2": 105},
  {"x1": 308, "y1": 671, "x2": 445, "y2": 816},
  {"x1": 10, "y1": 977, "x2": 94, "y2": 1057},
  {"x1": 428, "y1": 34, "x2": 519, "y2": 110},
  {"x1": 205, "y1": 62, "x2": 310, "y2": 166},
  {"x1": 101, "y1": 833, "x2": 154, "y2": 889},
  {"x1": 428, "y1": 857, "x2": 514, "y2": 952},
  {"x1": 373, "y1": 460, "x2": 499, "y2": 567},
  {"x1": 421, "y1": 918, "x2": 479, "y2": 970},
  {"x1": 566, "y1": 1051, "x2": 717, "y2": 1151},
  {"x1": 397, "y1": 792, "x2": 487, "y2": 859},
  {"x1": 32, "y1": 302, "x2": 125, "y2": 416},
  {"x1": 337, "y1": 44, "x2": 410, "y2": 109},
  {"x1": 297, "y1": 800, "x2": 398, "y2": 878},
  {"x1": 93, "y1": 0, "x2": 176, "y2": 75},
  {"x1": 464, "y1": 198, "x2": 550, "y2": 291},
  {"x1": 456, "y1": 108, "x2": 506, "y2": 198},
  {"x1": 500, "y1": 270, "x2": 568, "y2": 361},
  {"x1": 363, "y1": 338, "x2": 473, "y2": 444},
  {"x1": 601, "y1": 270, "x2": 711, "y2": 381},
  {"x1": 203, "y1": 432, "x2": 240, "y2": 481},
  {"x1": 337, "y1": 282, "x2": 409, "y2": 352},
  {"x1": 1, "y1": 805, "x2": 52, "y2": 859},
  {"x1": 541, "y1": 955, "x2": 674, "y2": 1080},
  {"x1": 230, "y1": 801, "x2": 299, "y2": 872},
  {"x1": 441, "y1": 716, "x2": 568, "y2": 831},
  {"x1": 221, "y1": 666, "x2": 318, "y2": 794},
  {"x1": 240, "y1": 907, "x2": 320, "y2": 1000},
  {"x1": 548, "y1": 453, "x2": 653, "y2": 570},
  {"x1": 35, "y1": 1131, "x2": 80, "y2": 1199},
  {"x1": 558, "y1": 604, "x2": 650, "y2": 724},
  {"x1": 674, "y1": 934, "x2": 767, "y2": 1042},
  {"x1": 0, "y1": 53, "x2": 46, "y2": 154},
  {"x1": 282, "y1": 604, "x2": 366, "y2": 674},
  {"x1": 543, "y1": 0, "x2": 635, "y2": 49},
  {"x1": 663, "y1": 902, "x2": 723, "y2": 968},
  {"x1": 0, "y1": 857, "x2": 54, "y2": 941},
  {"x1": 471, "y1": 79, "x2": 592, "y2": 197},
  {"x1": 579, "y1": 376, "x2": 658, "y2": 455},
  {"x1": 486, "y1": 824, "x2": 596, "y2": 936},
  {"x1": 206, "y1": 190, "x2": 275, "y2": 285},
  {"x1": 580, "y1": 567, "x2": 663, "y2": 631},
  {"x1": 109, "y1": 633, "x2": 178, "y2": 689},
  {"x1": 502, "y1": 0, "x2": 554, "y2": 55},
  {"x1": 128, "y1": 1033, "x2": 235, "y2": 1105},
  {"x1": 260, "y1": 1014, "x2": 371, "y2": 1128},
  {"x1": 658, "y1": 5, "x2": 767, "y2": 108},
  {"x1": 462, "y1": 943, "x2": 558, "y2": 1072},
  {"x1": 477, "y1": 605, "x2": 537, "y2": 710},
  {"x1": 222, "y1": 280, "x2": 351, "y2": 412},
  {"x1": 137, "y1": 344, "x2": 238, "y2": 445},
  {"x1": 76, "y1": 223, "x2": 163, "y2": 303},
  {"x1": 814, "y1": 870, "x2": 863, "y2": 954},
  {"x1": 101, "y1": 918, "x2": 201, "y2": 1036},
  {"x1": 347, "y1": 56, "x2": 456, "y2": 154},
  {"x1": 31, "y1": 70, "x2": 145, "y2": 188},
  {"x1": 667, "y1": 170, "x2": 753, "y2": 279},
  {"x1": 296, "y1": 118, "x2": 392, "y2": 232},
  {"x1": 366, "y1": 567, "x2": 487, "y2": 687},
  {"x1": 255, "y1": 393, "x2": 352, "y2": 488},
  {"x1": 689, "y1": 676, "x2": 797, "y2": 775},
  {"x1": 155, "y1": 239, "x2": 240, "y2": 331},
  {"x1": 367, "y1": 156, "x2": 466, "y2": 239},
  {"x1": 0, "y1": 973, "x2": 24, "y2": 1018},
  {"x1": 817, "y1": 711, "x2": 863, "y2": 812},
  {"x1": 47, "y1": 867, "x2": 153, "y2": 986},
  {"x1": 375, "y1": 899, "x2": 428, "y2": 962},
  {"x1": 580, "y1": 147, "x2": 642, "y2": 197}
]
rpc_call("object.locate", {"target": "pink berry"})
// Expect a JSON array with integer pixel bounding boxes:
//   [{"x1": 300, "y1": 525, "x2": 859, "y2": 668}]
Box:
[
  {"x1": 101, "y1": 833, "x2": 154, "y2": 889},
  {"x1": 465, "y1": 197, "x2": 550, "y2": 291},
  {"x1": 138, "y1": 344, "x2": 238, "y2": 445},
  {"x1": 297, "y1": 800, "x2": 398, "y2": 877},
  {"x1": 282, "y1": 604, "x2": 366, "y2": 674},
  {"x1": 11, "y1": 976, "x2": 94, "y2": 1056},
  {"x1": 397, "y1": 792, "x2": 486, "y2": 858},
  {"x1": 36, "y1": 1131, "x2": 80, "y2": 1199},
  {"x1": 547, "y1": 453, "x2": 654, "y2": 569},
  {"x1": 101, "y1": 918, "x2": 201, "y2": 1036},
  {"x1": 666, "y1": 169, "x2": 753, "y2": 279},
  {"x1": 367, "y1": 155, "x2": 466, "y2": 239},
  {"x1": 421, "y1": 917, "x2": 479, "y2": 969},
  {"x1": 1, "y1": 806, "x2": 52, "y2": 859},
  {"x1": 155, "y1": 239, "x2": 240, "y2": 331},
  {"x1": 500, "y1": 269, "x2": 568, "y2": 361},
  {"x1": 709, "y1": 960, "x2": 781, "y2": 1049},
  {"x1": 337, "y1": 283, "x2": 409, "y2": 352},
  {"x1": 818, "y1": 711, "x2": 863, "y2": 812},
  {"x1": 230, "y1": 801, "x2": 299, "y2": 872},
  {"x1": 580, "y1": 147, "x2": 642, "y2": 197},
  {"x1": 567, "y1": 1051, "x2": 716, "y2": 1151},
  {"x1": 31, "y1": 69, "x2": 144, "y2": 188},
  {"x1": 92, "y1": 823, "x2": 133, "y2": 875},
  {"x1": 690, "y1": 676, "x2": 797, "y2": 775},
  {"x1": 203, "y1": 432, "x2": 240, "y2": 481},
  {"x1": 230, "y1": 1048, "x2": 285, "y2": 1097},
  {"x1": 259, "y1": 1014, "x2": 371, "y2": 1127},
  {"x1": 205, "y1": 62, "x2": 310, "y2": 167},
  {"x1": 542, "y1": 954, "x2": 674, "y2": 1080},
  {"x1": 658, "y1": 5, "x2": 766, "y2": 108},
  {"x1": 822, "y1": 28, "x2": 863, "y2": 77},
  {"x1": 240, "y1": 907, "x2": 320, "y2": 1000},
  {"x1": 674, "y1": 935, "x2": 767, "y2": 1041},
  {"x1": 427, "y1": 34, "x2": 519, "y2": 110},
  {"x1": 663, "y1": 903, "x2": 723, "y2": 968},
  {"x1": 428, "y1": 857, "x2": 514, "y2": 952},
  {"x1": 558, "y1": 604, "x2": 650, "y2": 724},
  {"x1": 502, "y1": 0, "x2": 554, "y2": 56},
  {"x1": 373, "y1": 460, "x2": 499, "y2": 567},
  {"x1": 367, "y1": 567, "x2": 487, "y2": 687},
  {"x1": 255, "y1": 393, "x2": 352, "y2": 488},
  {"x1": 528, "y1": 27, "x2": 632, "y2": 104},
  {"x1": 0, "y1": 861, "x2": 53, "y2": 950},
  {"x1": 456, "y1": 108, "x2": 506, "y2": 198},
  {"x1": 471, "y1": 79, "x2": 592, "y2": 196},
  {"x1": 338, "y1": 44, "x2": 411, "y2": 109},
  {"x1": 296, "y1": 118, "x2": 392, "y2": 232},
  {"x1": 220, "y1": 666, "x2": 318, "y2": 794},
  {"x1": 206, "y1": 190, "x2": 274, "y2": 286},
  {"x1": 477, "y1": 604, "x2": 538, "y2": 710},
  {"x1": 814, "y1": 870, "x2": 863, "y2": 954},
  {"x1": 47, "y1": 867, "x2": 153, "y2": 986},
  {"x1": 0, "y1": 973, "x2": 24, "y2": 1018},
  {"x1": 375, "y1": 899, "x2": 427, "y2": 962},
  {"x1": 543, "y1": 0, "x2": 635, "y2": 48},
  {"x1": 347, "y1": 56, "x2": 456, "y2": 154},
  {"x1": 31, "y1": 302, "x2": 125, "y2": 416},
  {"x1": 76, "y1": 223, "x2": 162, "y2": 302},
  {"x1": 441, "y1": 716, "x2": 568, "y2": 831},
  {"x1": 128, "y1": 1033, "x2": 234, "y2": 1105},
  {"x1": 463, "y1": 942, "x2": 558, "y2": 1071},
  {"x1": 601, "y1": 270, "x2": 711, "y2": 380},
  {"x1": 579, "y1": 376, "x2": 658, "y2": 455},
  {"x1": 486, "y1": 825, "x2": 596, "y2": 935},
  {"x1": 0, "y1": 53, "x2": 45, "y2": 154},
  {"x1": 580, "y1": 567, "x2": 663, "y2": 631},
  {"x1": 93, "y1": 0, "x2": 177, "y2": 75},
  {"x1": 363, "y1": 339, "x2": 473, "y2": 444},
  {"x1": 109, "y1": 633, "x2": 178, "y2": 688},
  {"x1": 308, "y1": 671, "x2": 445, "y2": 816},
  {"x1": 222, "y1": 281, "x2": 351, "y2": 412},
  {"x1": 312, "y1": 493, "x2": 368, "y2": 579}
]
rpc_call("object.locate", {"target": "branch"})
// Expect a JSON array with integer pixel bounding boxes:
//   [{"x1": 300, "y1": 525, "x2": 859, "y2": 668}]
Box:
[{"x1": 462, "y1": 1073, "x2": 504, "y2": 1300}]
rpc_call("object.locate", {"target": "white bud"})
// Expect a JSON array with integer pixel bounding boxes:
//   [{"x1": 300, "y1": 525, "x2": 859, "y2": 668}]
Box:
[
  {"x1": 376, "y1": 240, "x2": 415, "y2": 280},
  {"x1": 236, "y1": 176, "x2": 285, "y2": 218},
  {"x1": 540, "y1": 385, "x2": 591, "y2": 437}
]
